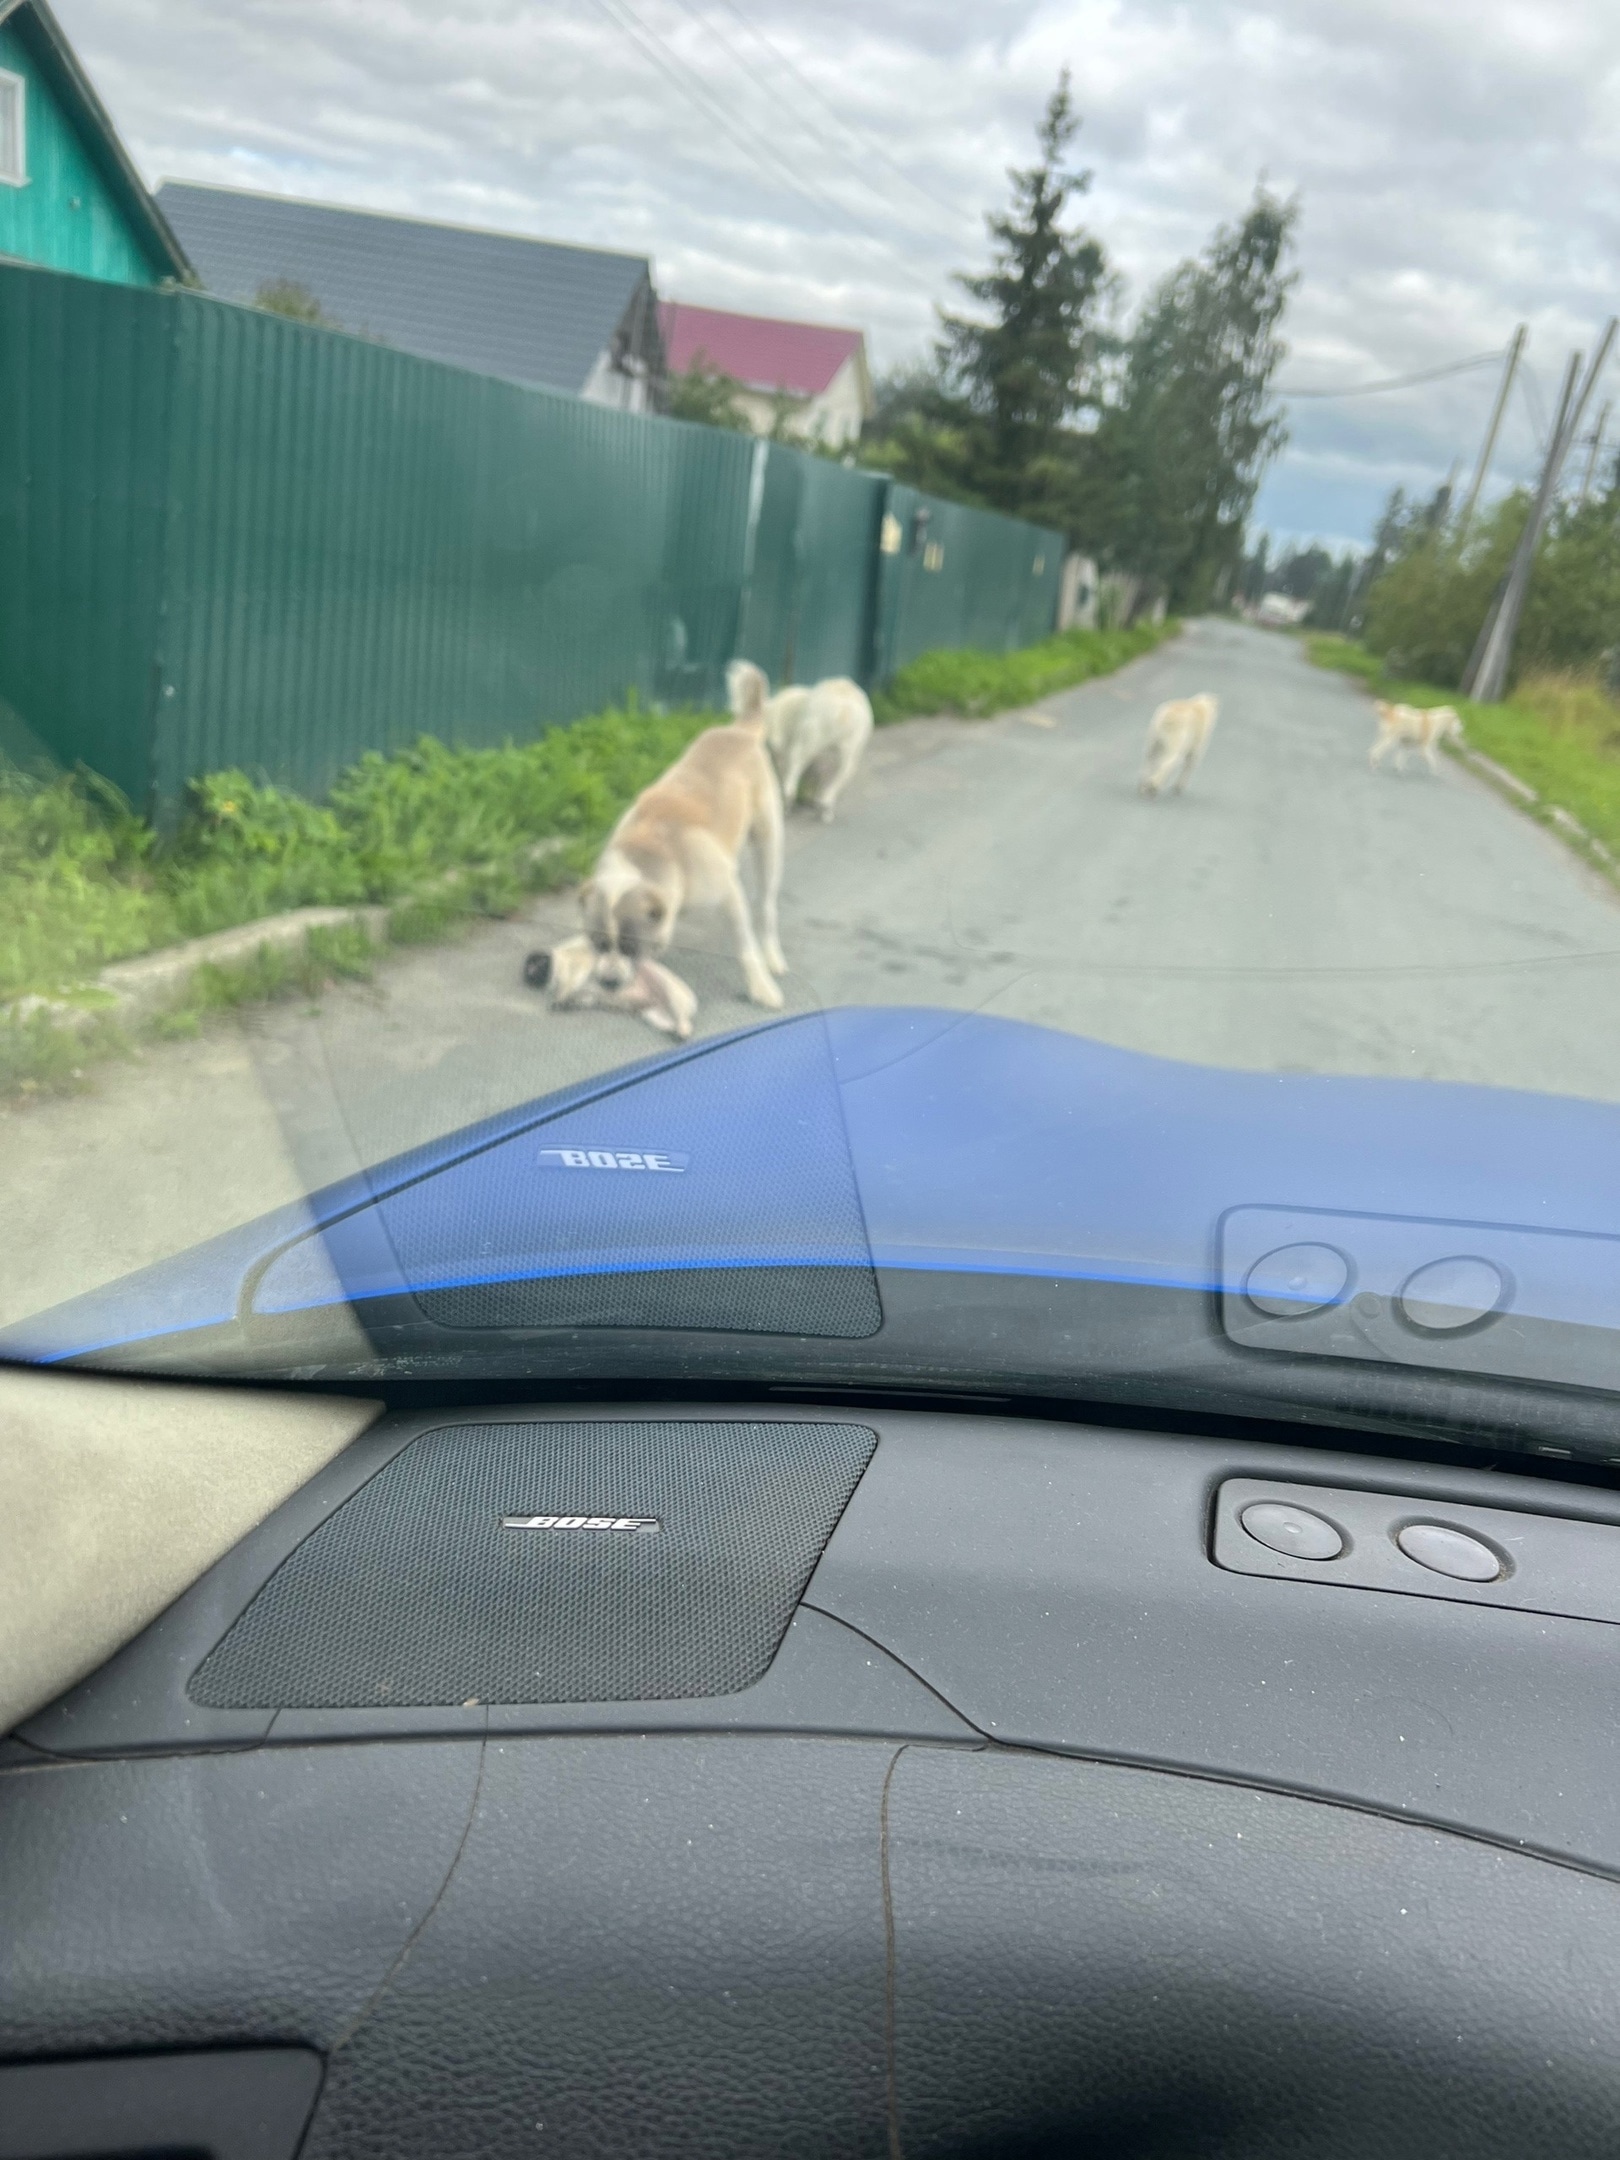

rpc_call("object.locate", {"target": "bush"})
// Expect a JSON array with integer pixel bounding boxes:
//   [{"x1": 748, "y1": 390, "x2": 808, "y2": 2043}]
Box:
[
  {"x1": 873, "y1": 619, "x2": 1176, "y2": 722},
  {"x1": 1361, "y1": 491, "x2": 1620, "y2": 690}
]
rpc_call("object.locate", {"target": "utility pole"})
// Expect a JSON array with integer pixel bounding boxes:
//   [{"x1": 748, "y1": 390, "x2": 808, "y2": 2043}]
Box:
[
  {"x1": 1465, "y1": 321, "x2": 1617, "y2": 703},
  {"x1": 1581, "y1": 399, "x2": 1612, "y2": 502},
  {"x1": 1457, "y1": 324, "x2": 1527, "y2": 538}
]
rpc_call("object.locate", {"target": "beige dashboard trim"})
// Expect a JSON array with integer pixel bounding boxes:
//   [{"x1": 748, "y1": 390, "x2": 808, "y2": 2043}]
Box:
[{"x1": 0, "y1": 1366, "x2": 381, "y2": 1734}]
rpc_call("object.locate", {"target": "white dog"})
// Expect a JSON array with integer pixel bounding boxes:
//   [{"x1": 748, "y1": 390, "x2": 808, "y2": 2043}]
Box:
[
  {"x1": 527, "y1": 939, "x2": 698, "y2": 1040},
  {"x1": 568, "y1": 659, "x2": 786, "y2": 1015},
  {"x1": 754, "y1": 673, "x2": 874, "y2": 823},
  {"x1": 1139, "y1": 694, "x2": 1218, "y2": 798},
  {"x1": 1370, "y1": 700, "x2": 1463, "y2": 775}
]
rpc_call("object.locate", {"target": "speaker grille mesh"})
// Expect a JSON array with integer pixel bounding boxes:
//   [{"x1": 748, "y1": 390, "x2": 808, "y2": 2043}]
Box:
[{"x1": 189, "y1": 1420, "x2": 877, "y2": 1709}]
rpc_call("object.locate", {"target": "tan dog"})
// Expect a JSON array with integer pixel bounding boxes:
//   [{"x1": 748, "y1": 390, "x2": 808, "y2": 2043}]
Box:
[
  {"x1": 574, "y1": 659, "x2": 786, "y2": 1012},
  {"x1": 1139, "y1": 693, "x2": 1218, "y2": 797},
  {"x1": 1370, "y1": 700, "x2": 1463, "y2": 775},
  {"x1": 531, "y1": 937, "x2": 698, "y2": 1040},
  {"x1": 760, "y1": 674, "x2": 874, "y2": 822}
]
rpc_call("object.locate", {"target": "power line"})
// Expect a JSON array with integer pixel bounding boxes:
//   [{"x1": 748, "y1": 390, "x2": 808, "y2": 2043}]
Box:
[
  {"x1": 704, "y1": 0, "x2": 962, "y2": 228},
  {"x1": 1517, "y1": 360, "x2": 1550, "y2": 451},
  {"x1": 666, "y1": 0, "x2": 964, "y2": 249},
  {"x1": 1277, "y1": 350, "x2": 1505, "y2": 399},
  {"x1": 586, "y1": 0, "x2": 919, "y2": 268}
]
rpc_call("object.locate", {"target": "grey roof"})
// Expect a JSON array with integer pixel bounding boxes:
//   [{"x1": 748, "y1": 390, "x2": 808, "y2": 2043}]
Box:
[{"x1": 154, "y1": 182, "x2": 653, "y2": 394}]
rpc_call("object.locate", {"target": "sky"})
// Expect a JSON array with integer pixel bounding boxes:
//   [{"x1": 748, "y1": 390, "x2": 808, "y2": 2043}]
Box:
[{"x1": 56, "y1": 0, "x2": 1620, "y2": 553}]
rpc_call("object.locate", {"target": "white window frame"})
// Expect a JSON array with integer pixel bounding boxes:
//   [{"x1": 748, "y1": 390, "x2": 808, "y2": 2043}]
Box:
[{"x1": 0, "y1": 68, "x2": 25, "y2": 189}]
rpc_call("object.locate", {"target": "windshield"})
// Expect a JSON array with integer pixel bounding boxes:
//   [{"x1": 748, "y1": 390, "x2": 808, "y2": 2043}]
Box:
[{"x1": 4, "y1": 3, "x2": 1619, "y2": 1457}]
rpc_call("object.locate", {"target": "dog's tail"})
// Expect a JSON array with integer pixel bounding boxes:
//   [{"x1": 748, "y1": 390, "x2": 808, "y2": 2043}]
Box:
[{"x1": 726, "y1": 658, "x2": 770, "y2": 734}]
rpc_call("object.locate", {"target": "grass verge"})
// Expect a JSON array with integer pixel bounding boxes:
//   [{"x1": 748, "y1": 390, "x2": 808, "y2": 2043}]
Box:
[
  {"x1": 873, "y1": 618, "x2": 1178, "y2": 723},
  {"x1": 1307, "y1": 634, "x2": 1620, "y2": 867}
]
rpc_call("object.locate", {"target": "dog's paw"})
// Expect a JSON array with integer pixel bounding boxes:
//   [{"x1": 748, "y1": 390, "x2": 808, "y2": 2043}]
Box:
[
  {"x1": 747, "y1": 973, "x2": 786, "y2": 1010},
  {"x1": 764, "y1": 941, "x2": 788, "y2": 976}
]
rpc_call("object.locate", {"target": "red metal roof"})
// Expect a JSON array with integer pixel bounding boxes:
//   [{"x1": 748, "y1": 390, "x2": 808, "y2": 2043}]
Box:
[{"x1": 658, "y1": 301, "x2": 864, "y2": 398}]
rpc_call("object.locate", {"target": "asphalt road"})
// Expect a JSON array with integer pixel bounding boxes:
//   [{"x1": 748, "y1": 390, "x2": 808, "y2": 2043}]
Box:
[{"x1": 7, "y1": 617, "x2": 1620, "y2": 1326}]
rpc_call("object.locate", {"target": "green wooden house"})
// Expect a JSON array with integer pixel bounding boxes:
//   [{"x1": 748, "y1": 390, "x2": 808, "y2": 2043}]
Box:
[{"x1": 0, "y1": 0, "x2": 189, "y2": 286}]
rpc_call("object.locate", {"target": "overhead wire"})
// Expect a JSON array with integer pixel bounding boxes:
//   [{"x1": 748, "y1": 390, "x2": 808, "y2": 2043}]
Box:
[
  {"x1": 702, "y1": 0, "x2": 966, "y2": 230},
  {"x1": 585, "y1": 0, "x2": 928, "y2": 275},
  {"x1": 1276, "y1": 350, "x2": 1505, "y2": 399},
  {"x1": 1516, "y1": 361, "x2": 1550, "y2": 455},
  {"x1": 663, "y1": 0, "x2": 963, "y2": 248}
]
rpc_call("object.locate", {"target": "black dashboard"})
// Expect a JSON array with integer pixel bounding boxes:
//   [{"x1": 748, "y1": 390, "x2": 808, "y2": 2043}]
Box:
[{"x1": 6, "y1": 1398, "x2": 1620, "y2": 2158}]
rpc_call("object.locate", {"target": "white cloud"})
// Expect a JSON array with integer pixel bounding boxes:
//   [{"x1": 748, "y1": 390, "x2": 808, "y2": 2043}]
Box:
[{"x1": 55, "y1": 0, "x2": 1620, "y2": 546}]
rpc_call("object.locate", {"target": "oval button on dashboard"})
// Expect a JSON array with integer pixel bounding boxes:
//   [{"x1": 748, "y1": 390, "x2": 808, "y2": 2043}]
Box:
[
  {"x1": 1396, "y1": 1522, "x2": 1504, "y2": 1582},
  {"x1": 1244, "y1": 1243, "x2": 1350, "y2": 1319},
  {"x1": 1240, "y1": 1501, "x2": 1345, "y2": 1561},
  {"x1": 1398, "y1": 1255, "x2": 1506, "y2": 1332}
]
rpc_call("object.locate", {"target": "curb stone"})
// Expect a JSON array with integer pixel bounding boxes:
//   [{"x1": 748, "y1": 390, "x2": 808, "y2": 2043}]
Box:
[
  {"x1": 4, "y1": 905, "x2": 391, "y2": 1036},
  {"x1": 1455, "y1": 745, "x2": 1619, "y2": 877}
]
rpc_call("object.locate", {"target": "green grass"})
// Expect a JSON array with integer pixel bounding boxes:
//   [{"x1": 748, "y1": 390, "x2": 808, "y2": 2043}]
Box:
[
  {"x1": 1307, "y1": 634, "x2": 1620, "y2": 863},
  {"x1": 0, "y1": 696, "x2": 715, "y2": 1014},
  {"x1": 873, "y1": 619, "x2": 1178, "y2": 723}
]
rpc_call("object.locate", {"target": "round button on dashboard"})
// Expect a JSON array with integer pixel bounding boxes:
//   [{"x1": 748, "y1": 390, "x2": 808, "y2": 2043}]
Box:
[
  {"x1": 1397, "y1": 1255, "x2": 1506, "y2": 1332},
  {"x1": 1239, "y1": 1501, "x2": 1346, "y2": 1562},
  {"x1": 1244, "y1": 1243, "x2": 1350, "y2": 1320},
  {"x1": 1395, "y1": 1522, "x2": 1505, "y2": 1582}
]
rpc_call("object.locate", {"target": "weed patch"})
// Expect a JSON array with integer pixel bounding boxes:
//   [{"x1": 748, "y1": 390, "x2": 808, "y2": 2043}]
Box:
[{"x1": 873, "y1": 619, "x2": 1177, "y2": 723}]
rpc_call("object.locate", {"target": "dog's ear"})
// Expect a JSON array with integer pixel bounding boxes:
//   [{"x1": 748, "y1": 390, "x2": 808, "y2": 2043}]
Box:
[{"x1": 522, "y1": 949, "x2": 553, "y2": 989}]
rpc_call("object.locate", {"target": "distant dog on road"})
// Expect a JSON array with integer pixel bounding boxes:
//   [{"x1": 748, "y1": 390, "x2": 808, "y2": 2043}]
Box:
[
  {"x1": 754, "y1": 673, "x2": 874, "y2": 823},
  {"x1": 1139, "y1": 694, "x2": 1218, "y2": 798},
  {"x1": 556, "y1": 658, "x2": 785, "y2": 1021},
  {"x1": 1370, "y1": 700, "x2": 1463, "y2": 776}
]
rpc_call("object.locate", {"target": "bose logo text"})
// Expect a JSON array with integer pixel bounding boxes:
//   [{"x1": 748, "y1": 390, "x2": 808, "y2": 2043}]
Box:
[
  {"x1": 502, "y1": 1513, "x2": 662, "y2": 1534},
  {"x1": 538, "y1": 1148, "x2": 688, "y2": 1173}
]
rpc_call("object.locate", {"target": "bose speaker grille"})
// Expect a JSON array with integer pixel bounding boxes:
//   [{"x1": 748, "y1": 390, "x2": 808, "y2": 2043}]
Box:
[{"x1": 188, "y1": 1419, "x2": 877, "y2": 1709}]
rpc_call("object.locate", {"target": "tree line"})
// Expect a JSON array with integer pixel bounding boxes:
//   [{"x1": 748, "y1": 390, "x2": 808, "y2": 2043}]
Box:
[
  {"x1": 1331, "y1": 476, "x2": 1620, "y2": 690},
  {"x1": 670, "y1": 77, "x2": 1299, "y2": 617}
]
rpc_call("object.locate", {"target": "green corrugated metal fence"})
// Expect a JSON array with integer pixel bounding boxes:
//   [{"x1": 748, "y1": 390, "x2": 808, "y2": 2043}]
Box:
[{"x1": 0, "y1": 259, "x2": 1063, "y2": 816}]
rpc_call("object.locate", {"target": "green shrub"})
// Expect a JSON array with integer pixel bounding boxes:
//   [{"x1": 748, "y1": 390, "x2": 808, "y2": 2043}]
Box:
[
  {"x1": 873, "y1": 619, "x2": 1177, "y2": 722},
  {"x1": 1361, "y1": 491, "x2": 1620, "y2": 690}
]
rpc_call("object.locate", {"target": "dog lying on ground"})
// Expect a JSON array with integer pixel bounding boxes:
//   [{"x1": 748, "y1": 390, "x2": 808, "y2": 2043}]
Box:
[
  {"x1": 1370, "y1": 700, "x2": 1463, "y2": 775},
  {"x1": 755, "y1": 672, "x2": 874, "y2": 822},
  {"x1": 544, "y1": 659, "x2": 785, "y2": 1027},
  {"x1": 1139, "y1": 693, "x2": 1218, "y2": 798},
  {"x1": 525, "y1": 939, "x2": 697, "y2": 1040}
]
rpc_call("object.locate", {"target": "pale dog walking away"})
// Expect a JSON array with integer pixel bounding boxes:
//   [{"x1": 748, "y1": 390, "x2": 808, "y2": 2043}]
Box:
[
  {"x1": 754, "y1": 672, "x2": 875, "y2": 822},
  {"x1": 1369, "y1": 699, "x2": 1463, "y2": 776},
  {"x1": 1139, "y1": 693, "x2": 1219, "y2": 798}
]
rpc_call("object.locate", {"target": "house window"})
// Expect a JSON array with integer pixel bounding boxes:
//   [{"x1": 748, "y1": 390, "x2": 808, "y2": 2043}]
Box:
[{"x1": 0, "y1": 69, "x2": 24, "y2": 187}]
